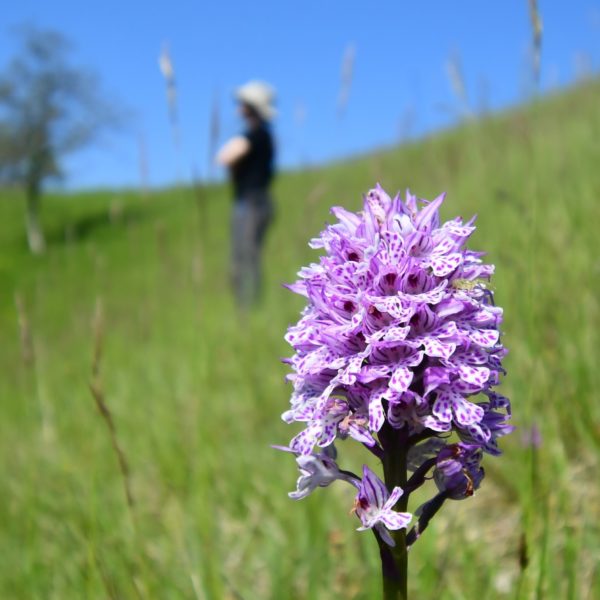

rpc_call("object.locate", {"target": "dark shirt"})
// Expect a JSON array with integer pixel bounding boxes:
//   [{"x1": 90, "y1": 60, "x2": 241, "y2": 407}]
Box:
[{"x1": 232, "y1": 123, "x2": 274, "y2": 199}]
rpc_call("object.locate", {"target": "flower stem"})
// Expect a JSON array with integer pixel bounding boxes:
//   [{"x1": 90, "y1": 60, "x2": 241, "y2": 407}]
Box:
[
  {"x1": 379, "y1": 424, "x2": 409, "y2": 600},
  {"x1": 378, "y1": 530, "x2": 408, "y2": 600}
]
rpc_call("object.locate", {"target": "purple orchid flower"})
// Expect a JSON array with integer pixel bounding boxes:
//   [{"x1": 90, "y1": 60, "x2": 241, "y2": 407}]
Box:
[
  {"x1": 354, "y1": 465, "x2": 412, "y2": 547},
  {"x1": 276, "y1": 185, "x2": 511, "y2": 596},
  {"x1": 433, "y1": 443, "x2": 484, "y2": 500},
  {"x1": 289, "y1": 449, "x2": 359, "y2": 500}
]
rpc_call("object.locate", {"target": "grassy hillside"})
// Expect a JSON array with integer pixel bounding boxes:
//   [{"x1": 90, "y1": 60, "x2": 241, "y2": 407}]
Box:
[{"x1": 1, "y1": 80, "x2": 599, "y2": 599}]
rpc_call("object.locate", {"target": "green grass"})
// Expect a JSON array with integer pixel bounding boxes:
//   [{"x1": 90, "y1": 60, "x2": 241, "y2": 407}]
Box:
[{"x1": 1, "y1": 80, "x2": 599, "y2": 599}]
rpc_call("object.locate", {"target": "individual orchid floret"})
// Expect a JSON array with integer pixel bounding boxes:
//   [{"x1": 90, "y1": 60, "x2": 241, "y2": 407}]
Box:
[
  {"x1": 288, "y1": 448, "x2": 359, "y2": 500},
  {"x1": 354, "y1": 465, "x2": 412, "y2": 547},
  {"x1": 433, "y1": 443, "x2": 484, "y2": 500},
  {"x1": 458, "y1": 397, "x2": 514, "y2": 455}
]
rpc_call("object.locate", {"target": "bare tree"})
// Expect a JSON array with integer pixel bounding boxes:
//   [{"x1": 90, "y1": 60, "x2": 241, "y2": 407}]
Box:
[{"x1": 0, "y1": 26, "x2": 121, "y2": 253}]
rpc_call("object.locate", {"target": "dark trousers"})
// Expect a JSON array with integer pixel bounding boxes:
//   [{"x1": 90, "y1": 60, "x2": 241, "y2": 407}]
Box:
[{"x1": 231, "y1": 190, "x2": 273, "y2": 307}]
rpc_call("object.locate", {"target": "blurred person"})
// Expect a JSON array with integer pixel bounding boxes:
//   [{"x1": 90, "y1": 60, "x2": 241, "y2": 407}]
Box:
[{"x1": 217, "y1": 80, "x2": 276, "y2": 307}]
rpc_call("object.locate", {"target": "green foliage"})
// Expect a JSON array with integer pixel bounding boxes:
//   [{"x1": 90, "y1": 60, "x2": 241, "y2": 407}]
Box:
[
  {"x1": 1, "y1": 80, "x2": 599, "y2": 599},
  {"x1": 0, "y1": 25, "x2": 123, "y2": 253},
  {"x1": 0, "y1": 25, "x2": 118, "y2": 183}
]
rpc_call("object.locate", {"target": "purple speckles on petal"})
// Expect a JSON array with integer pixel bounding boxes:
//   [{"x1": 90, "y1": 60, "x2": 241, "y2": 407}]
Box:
[
  {"x1": 369, "y1": 397, "x2": 385, "y2": 432},
  {"x1": 452, "y1": 394, "x2": 485, "y2": 426},
  {"x1": 430, "y1": 252, "x2": 463, "y2": 276},
  {"x1": 468, "y1": 328, "x2": 500, "y2": 347},
  {"x1": 366, "y1": 387, "x2": 388, "y2": 432},
  {"x1": 381, "y1": 325, "x2": 411, "y2": 342},
  {"x1": 457, "y1": 364, "x2": 491, "y2": 387},
  {"x1": 421, "y1": 337, "x2": 456, "y2": 359},
  {"x1": 432, "y1": 393, "x2": 453, "y2": 422},
  {"x1": 389, "y1": 366, "x2": 414, "y2": 394}
]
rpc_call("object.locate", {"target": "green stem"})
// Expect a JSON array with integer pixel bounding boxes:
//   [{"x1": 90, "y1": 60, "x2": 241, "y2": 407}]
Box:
[
  {"x1": 379, "y1": 530, "x2": 408, "y2": 600},
  {"x1": 379, "y1": 424, "x2": 409, "y2": 600}
]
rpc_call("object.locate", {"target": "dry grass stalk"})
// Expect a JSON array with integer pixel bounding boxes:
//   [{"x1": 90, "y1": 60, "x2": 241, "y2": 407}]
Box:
[
  {"x1": 221, "y1": 574, "x2": 245, "y2": 600},
  {"x1": 370, "y1": 152, "x2": 384, "y2": 184},
  {"x1": 154, "y1": 220, "x2": 169, "y2": 268},
  {"x1": 304, "y1": 182, "x2": 329, "y2": 233},
  {"x1": 306, "y1": 181, "x2": 328, "y2": 207},
  {"x1": 15, "y1": 291, "x2": 55, "y2": 441},
  {"x1": 337, "y1": 43, "x2": 356, "y2": 119},
  {"x1": 191, "y1": 165, "x2": 208, "y2": 237},
  {"x1": 445, "y1": 50, "x2": 472, "y2": 120},
  {"x1": 94, "y1": 553, "x2": 120, "y2": 600},
  {"x1": 528, "y1": 0, "x2": 543, "y2": 87},
  {"x1": 14, "y1": 292, "x2": 34, "y2": 367},
  {"x1": 158, "y1": 42, "x2": 179, "y2": 147},
  {"x1": 89, "y1": 297, "x2": 135, "y2": 510}
]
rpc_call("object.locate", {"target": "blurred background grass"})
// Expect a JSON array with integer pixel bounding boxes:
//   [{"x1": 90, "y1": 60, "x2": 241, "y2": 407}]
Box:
[{"x1": 1, "y1": 79, "x2": 599, "y2": 599}]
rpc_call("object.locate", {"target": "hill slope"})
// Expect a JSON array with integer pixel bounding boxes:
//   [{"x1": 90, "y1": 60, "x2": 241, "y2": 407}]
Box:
[{"x1": 1, "y1": 80, "x2": 599, "y2": 599}]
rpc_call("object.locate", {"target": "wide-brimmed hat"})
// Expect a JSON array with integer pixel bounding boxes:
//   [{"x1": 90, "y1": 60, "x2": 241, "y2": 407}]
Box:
[{"x1": 235, "y1": 80, "x2": 277, "y2": 121}]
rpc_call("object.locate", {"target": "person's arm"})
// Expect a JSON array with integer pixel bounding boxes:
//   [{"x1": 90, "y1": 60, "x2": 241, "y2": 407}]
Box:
[{"x1": 216, "y1": 135, "x2": 250, "y2": 167}]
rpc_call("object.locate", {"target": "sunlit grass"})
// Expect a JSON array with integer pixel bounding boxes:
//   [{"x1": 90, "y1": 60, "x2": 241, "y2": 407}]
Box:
[{"x1": 0, "y1": 80, "x2": 599, "y2": 599}]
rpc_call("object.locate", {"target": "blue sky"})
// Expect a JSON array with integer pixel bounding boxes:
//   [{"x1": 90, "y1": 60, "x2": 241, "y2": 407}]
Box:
[{"x1": 1, "y1": 1, "x2": 599, "y2": 189}]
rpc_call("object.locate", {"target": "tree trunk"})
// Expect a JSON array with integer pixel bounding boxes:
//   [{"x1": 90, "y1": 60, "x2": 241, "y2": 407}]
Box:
[{"x1": 25, "y1": 181, "x2": 46, "y2": 255}]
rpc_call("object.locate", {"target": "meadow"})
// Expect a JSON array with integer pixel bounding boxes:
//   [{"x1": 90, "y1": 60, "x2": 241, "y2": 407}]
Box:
[{"x1": 1, "y1": 80, "x2": 599, "y2": 599}]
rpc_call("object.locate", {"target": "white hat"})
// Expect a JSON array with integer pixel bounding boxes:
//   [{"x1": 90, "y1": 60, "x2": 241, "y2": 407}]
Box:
[{"x1": 235, "y1": 80, "x2": 277, "y2": 121}]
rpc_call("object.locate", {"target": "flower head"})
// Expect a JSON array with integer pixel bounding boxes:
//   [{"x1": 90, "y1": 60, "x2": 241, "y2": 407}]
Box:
[
  {"x1": 354, "y1": 465, "x2": 412, "y2": 546},
  {"x1": 278, "y1": 184, "x2": 511, "y2": 547},
  {"x1": 283, "y1": 185, "x2": 509, "y2": 451}
]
